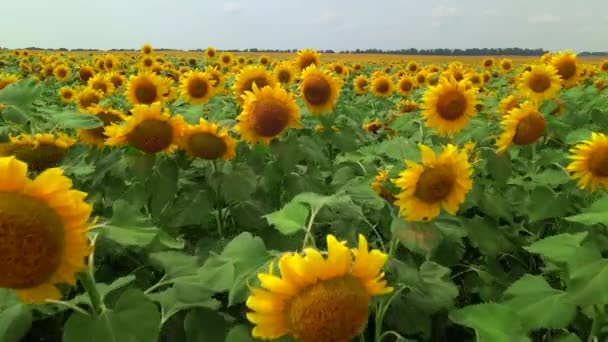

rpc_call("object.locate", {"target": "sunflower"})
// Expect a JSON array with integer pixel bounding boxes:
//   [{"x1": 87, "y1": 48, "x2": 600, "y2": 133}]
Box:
[
  {"x1": 237, "y1": 56, "x2": 246, "y2": 65},
  {"x1": 78, "y1": 65, "x2": 95, "y2": 83},
  {"x1": 371, "y1": 75, "x2": 393, "y2": 97},
  {"x1": 371, "y1": 169, "x2": 395, "y2": 202},
  {"x1": 219, "y1": 52, "x2": 234, "y2": 66},
  {"x1": 363, "y1": 119, "x2": 383, "y2": 134},
  {"x1": 205, "y1": 47, "x2": 217, "y2": 59},
  {"x1": 330, "y1": 63, "x2": 348, "y2": 77},
  {"x1": 0, "y1": 133, "x2": 76, "y2": 171},
  {"x1": 53, "y1": 65, "x2": 71, "y2": 81},
  {"x1": 566, "y1": 132, "x2": 608, "y2": 191},
  {"x1": 235, "y1": 84, "x2": 301, "y2": 144},
  {"x1": 407, "y1": 61, "x2": 420, "y2": 73},
  {"x1": 76, "y1": 88, "x2": 104, "y2": 112},
  {"x1": 353, "y1": 76, "x2": 369, "y2": 95},
  {"x1": 87, "y1": 74, "x2": 115, "y2": 95},
  {"x1": 299, "y1": 65, "x2": 342, "y2": 114},
  {"x1": 594, "y1": 79, "x2": 607, "y2": 93},
  {"x1": 58, "y1": 87, "x2": 76, "y2": 103},
  {"x1": 495, "y1": 101, "x2": 546, "y2": 153},
  {"x1": 41, "y1": 64, "x2": 55, "y2": 78},
  {"x1": 273, "y1": 62, "x2": 296, "y2": 86},
  {"x1": 125, "y1": 71, "x2": 169, "y2": 105},
  {"x1": 77, "y1": 107, "x2": 127, "y2": 148},
  {"x1": 396, "y1": 76, "x2": 415, "y2": 96},
  {"x1": 420, "y1": 77, "x2": 478, "y2": 136},
  {"x1": 0, "y1": 74, "x2": 19, "y2": 90},
  {"x1": 482, "y1": 58, "x2": 495, "y2": 69},
  {"x1": 519, "y1": 64, "x2": 562, "y2": 103},
  {"x1": 259, "y1": 55, "x2": 270, "y2": 66},
  {"x1": 551, "y1": 51, "x2": 581, "y2": 87},
  {"x1": 482, "y1": 72, "x2": 491, "y2": 83},
  {"x1": 600, "y1": 60, "x2": 608, "y2": 73},
  {"x1": 107, "y1": 72, "x2": 126, "y2": 88},
  {"x1": 464, "y1": 72, "x2": 483, "y2": 87},
  {"x1": 104, "y1": 102, "x2": 185, "y2": 154},
  {"x1": 500, "y1": 59, "x2": 513, "y2": 72},
  {"x1": 103, "y1": 54, "x2": 118, "y2": 70},
  {"x1": 0, "y1": 156, "x2": 92, "y2": 304},
  {"x1": 353, "y1": 63, "x2": 363, "y2": 72},
  {"x1": 141, "y1": 43, "x2": 154, "y2": 55},
  {"x1": 498, "y1": 95, "x2": 523, "y2": 116},
  {"x1": 233, "y1": 66, "x2": 276, "y2": 103},
  {"x1": 397, "y1": 99, "x2": 418, "y2": 113},
  {"x1": 246, "y1": 234, "x2": 392, "y2": 341},
  {"x1": 177, "y1": 118, "x2": 236, "y2": 160},
  {"x1": 392, "y1": 144, "x2": 472, "y2": 222},
  {"x1": 205, "y1": 66, "x2": 226, "y2": 91},
  {"x1": 180, "y1": 70, "x2": 215, "y2": 104},
  {"x1": 140, "y1": 56, "x2": 156, "y2": 70},
  {"x1": 294, "y1": 48, "x2": 321, "y2": 71}
]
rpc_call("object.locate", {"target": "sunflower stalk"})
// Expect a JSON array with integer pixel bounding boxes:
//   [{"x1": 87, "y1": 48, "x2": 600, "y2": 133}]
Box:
[
  {"x1": 302, "y1": 208, "x2": 320, "y2": 249},
  {"x1": 588, "y1": 305, "x2": 605, "y2": 342},
  {"x1": 78, "y1": 233, "x2": 105, "y2": 316},
  {"x1": 374, "y1": 285, "x2": 407, "y2": 341}
]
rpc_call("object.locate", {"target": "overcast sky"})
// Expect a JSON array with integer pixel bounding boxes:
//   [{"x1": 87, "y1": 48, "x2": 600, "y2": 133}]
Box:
[{"x1": 2, "y1": 0, "x2": 607, "y2": 52}]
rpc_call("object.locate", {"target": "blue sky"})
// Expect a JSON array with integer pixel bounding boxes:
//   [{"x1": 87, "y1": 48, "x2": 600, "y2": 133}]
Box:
[{"x1": 2, "y1": 0, "x2": 607, "y2": 51}]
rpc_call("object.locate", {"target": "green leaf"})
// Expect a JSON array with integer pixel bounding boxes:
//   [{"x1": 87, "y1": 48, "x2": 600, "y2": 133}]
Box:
[
  {"x1": 524, "y1": 232, "x2": 588, "y2": 264},
  {"x1": 527, "y1": 186, "x2": 570, "y2": 222},
  {"x1": 184, "y1": 309, "x2": 229, "y2": 342},
  {"x1": 149, "y1": 251, "x2": 199, "y2": 278},
  {"x1": 220, "y1": 164, "x2": 257, "y2": 202},
  {"x1": 0, "y1": 304, "x2": 32, "y2": 342},
  {"x1": 103, "y1": 200, "x2": 159, "y2": 247},
  {"x1": 551, "y1": 333, "x2": 582, "y2": 342},
  {"x1": 405, "y1": 261, "x2": 459, "y2": 314},
  {"x1": 49, "y1": 111, "x2": 103, "y2": 129},
  {"x1": 264, "y1": 200, "x2": 309, "y2": 235},
  {"x1": 72, "y1": 275, "x2": 137, "y2": 306},
  {"x1": 466, "y1": 216, "x2": 514, "y2": 257},
  {"x1": 149, "y1": 157, "x2": 179, "y2": 217},
  {"x1": 374, "y1": 137, "x2": 420, "y2": 161},
  {"x1": 566, "y1": 195, "x2": 608, "y2": 225},
  {"x1": 531, "y1": 168, "x2": 571, "y2": 187},
  {"x1": 292, "y1": 192, "x2": 351, "y2": 214},
  {"x1": 565, "y1": 128, "x2": 592, "y2": 144},
  {"x1": 0, "y1": 79, "x2": 41, "y2": 107},
  {"x1": 148, "y1": 283, "x2": 220, "y2": 323},
  {"x1": 225, "y1": 325, "x2": 258, "y2": 342},
  {"x1": 391, "y1": 218, "x2": 441, "y2": 255},
  {"x1": 503, "y1": 274, "x2": 576, "y2": 331},
  {"x1": 485, "y1": 150, "x2": 512, "y2": 184},
  {"x1": 63, "y1": 290, "x2": 161, "y2": 342},
  {"x1": 567, "y1": 258, "x2": 608, "y2": 307},
  {"x1": 449, "y1": 303, "x2": 530, "y2": 342}
]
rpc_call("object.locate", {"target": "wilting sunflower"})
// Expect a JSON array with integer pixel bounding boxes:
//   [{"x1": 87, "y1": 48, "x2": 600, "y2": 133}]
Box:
[
  {"x1": 78, "y1": 65, "x2": 95, "y2": 83},
  {"x1": 500, "y1": 59, "x2": 513, "y2": 72},
  {"x1": 235, "y1": 84, "x2": 301, "y2": 144},
  {"x1": 77, "y1": 107, "x2": 127, "y2": 148},
  {"x1": 393, "y1": 144, "x2": 473, "y2": 222},
  {"x1": 180, "y1": 70, "x2": 215, "y2": 104},
  {"x1": 551, "y1": 51, "x2": 581, "y2": 87},
  {"x1": 272, "y1": 62, "x2": 296, "y2": 86},
  {"x1": 396, "y1": 76, "x2": 415, "y2": 96},
  {"x1": 205, "y1": 47, "x2": 217, "y2": 59},
  {"x1": 219, "y1": 52, "x2": 234, "y2": 66},
  {"x1": 371, "y1": 75, "x2": 393, "y2": 97},
  {"x1": 76, "y1": 87, "x2": 104, "y2": 112},
  {"x1": 0, "y1": 74, "x2": 19, "y2": 90},
  {"x1": 353, "y1": 75, "x2": 369, "y2": 95},
  {"x1": 498, "y1": 94, "x2": 523, "y2": 116},
  {"x1": 519, "y1": 64, "x2": 562, "y2": 103},
  {"x1": 299, "y1": 65, "x2": 342, "y2": 114},
  {"x1": 53, "y1": 64, "x2": 71, "y2": 81},
  {"x1": 87, "y1": 74, "x2": 115, "y2": 95},
  {"x1": 397, "y1": 99, "x2": 418, "y2": 113},
  {"x1": 233, "y1": 66, "x2": 276, "y2": 104},
  {"x1": 407, "y1": 61, "x2": 420, "y2": 73},
  {"x1": 104, "y1": 102, "x2": 185, "y2": 154},
  {"x1": 294, "y1": 48, "x2": 321, "y2": 71},
  {"x1": 125, "y1": 71, "x2": 169, "y2": 105},
  {"x1": 566, "y1": 132, "x2": 608, "y2": 192},
  {"x1": 141, "y1": 43, "x2": 154, "y2": 55},
  {"x1": 0, "y1": 156, "x2": 92, "y2": 304},
  {"x1": 421, "y1": 77, "x2": 478, "y2": 136},
  {"x1": 496, "y1": 101, "x2": 546, "y2": 154},
  {"x1": 177, "y1": 118, "x2": 236, "y2": 160},
  {"x1": 58, "y1": 87, "x2": 75, "y2": 103},
  {"x1": 246, "y1": 234, "x2": 392, "y2": 341},
  {"x1": 482, "y1": 58, "x2": 495, "y2": 69},
  {"x1": 0, "y1": 133, "x2": 76, "y2": 171}
]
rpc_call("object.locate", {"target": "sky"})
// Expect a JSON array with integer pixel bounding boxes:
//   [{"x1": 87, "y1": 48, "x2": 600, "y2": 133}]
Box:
[{"x1": 2, "y1": 0, "x2": 607, "y2": 52}]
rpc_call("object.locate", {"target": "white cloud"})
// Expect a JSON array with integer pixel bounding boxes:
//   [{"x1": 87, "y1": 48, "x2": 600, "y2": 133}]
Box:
[
  {"x1": 528, "y1": 14, "x2": 561, "y2": 24},
  {"x1": 431, "y1": 5, "x2": 461, "y2": 27},
  {"x1": 223, "y1": 1, "x2": 241, "y2": 14}
]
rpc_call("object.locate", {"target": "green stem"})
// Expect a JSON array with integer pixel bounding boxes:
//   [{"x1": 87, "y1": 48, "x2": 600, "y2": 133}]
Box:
[
  {"x1": 374, "y1": 286, "x2": 407, "y2": 341},
  {"x1": 302, "y1": 209, "x2": 320, "y2": 249},
  {"x1": 78, "y1": 271, "x2": 104, "y2": 316},
  {"x1": 213, "y1": 161, "x2": 225, "y2": 240},
  {"x1": 588, "y1": 305, "x2": 604, "y2": 342}
]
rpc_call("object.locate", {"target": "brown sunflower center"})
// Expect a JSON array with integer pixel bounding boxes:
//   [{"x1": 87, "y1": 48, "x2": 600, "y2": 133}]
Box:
[
  {"x1": 588, "y1": 146, "x2": 608, "y2": 177},
  {"x1": 134, "y1": 79, "x2": 158, "y2": 104},
  {"x1": 436, "y1": 89, "x2": 467, "y2": 121},
  {"x1": 207, "y1": 50, "x2": 216, "y2": 58},
  {"x1": 601, "y1": 63, "x2": 608, "y2": 72},
  {"x1": 278, "y1": 70, "x2": 291, "y2": 83},
  {"x1": 303, "y1": 75, "x2": 331, "y2": 106},
  {"x1": 299, "y1": 57, "x2": 317, "y2": 70},
  {"x1": 286, "y1": 275, "x2": 369, "y2": 342},
  {"x1": 127, "y1": 119, "x2": 173, "y2": 153},
  {"x1": 110, "y1": 76, "x2": 123, "y2": 87},
  {"x1": 400, "y1": 79, "x2": 413, "y2": 92},
  {"x1": 484, "y1": 60, "x2": 493, "y2": 67},
  {"x1": 222, "y1": 56, "x2": 231, "y2": 64},
  {"x1": 12, "y1": 144, "x2": 66, "y2": 172},
  {"x1": 334, "y1": 65, "x2": 344, "y2": 74},
  {"x1": 243, "y1": 77, "x2": 269, "y2": 94},
  {"x1": 62, "y1": 91, "x2": 73, "y2": 100},
  {"x1": 187, "y1": 132, "x2": 227, "y2": 160},
  {"x1": 414, "y1": 166, "x2": 454, "y2": 204},
  {"x1": 79, "y1": 69, "x2": 93, "y2": 82},
  {"x1": 513, "y1": 111, "x2": 546, "y2": 145},
  {"x1": 0, "y1": 192, "x2": 65, "y2": 289},
  {"x1": 187, "y1": 78, "x2": 209, "y2": 98},
  {"x1": 528, "y1": 73, "x2": 551, "y2": 93},
  {"x1": 400, "y1": 103, "x2": 416, "y2": 113},
  {"x1": 143, "y1": 58, "x2": 153, "y2": 67},
  {"x1": 79, "y1": 92, "x2": 101, "y2": 110},
  {"x1": 85, "y1": 112, "x2": 124, "y2": 140},
  {"x1": 557, "y1": 60, "x2": 577, "y2": 79},
  {"x1": 105, "y1": 60, "x2": 114, "y2": 69},
  {"x1": 375, "y1": 80, "x2": 390, "y2": 93},
  {"x1": 143, "y1": 47, "x2": 152, "y2": 54},
  {"x1": 502, "y1": 62, "x2": 512, "y2": 70},
  {"x1": 251, "y1": 99, "x2": 290, "y2": 137},
  {"x1": 57, "y1": 69, "x2": 67, "y2": 78},
  {"x1": 356, "y1": 79, "x2": 368, "y2": 88},
  {"x1": 408, "y1": 64, "x2": 418, "y2": 72},
  {"x1": 453, "y1": 71, "x2": 464, "y2": 81},
  {"x1": 92, "y1": 80, "x2": 108, "y2": 94}
]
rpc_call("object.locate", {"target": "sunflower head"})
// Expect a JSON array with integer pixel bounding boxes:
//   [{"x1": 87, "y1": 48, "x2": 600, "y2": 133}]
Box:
[
  {"x1": 219, "y1": 52, "x2": 234, "y2": 66},
  {"x1": 500, "y1": 59, "x2": 513, "y2": 72},
  {"x1": 180, "y1": 70, "x2": 215, "y2": 104},
  {"x1": 498, "y1": 95, "x2": 523, "y2": 116},
  {"x1": 204, "y1": 66, "x2": 225, "y2": 90},
  {"x1": 104, "y1": 54, "x2": 117, "y2": 70},
  {"x1": 371, "y1": 169, "x2": 396, "y2": 202},
  {"x1": 141, "y1": 43, "x2": 154, "y2": 55},
  {"x1": 125, "y1": 71, "x2": 169, "y2": 105},
  {"x1": 78, "y1": 65, "x2": 95, "y2": 83},
  {"x1": 107, "y1": 72, "x2": 126, "y2": 88},
  {"x1": 482, "y1": 58, "x2": 494, "y2": 69},
  {"x1": 294, "y1": 48, "x2": 321, "y2": 71},
  {"x1": 235, "y1": 84, "x2": 302, "y2": 144},
  {"x1": 78, "y1": 107, "x2": 127, "y2": 148},
  {"x1": 519, "y1": 64, "x2": 562, "y2": 103},
  {"x1": 0, "y1": 133, "x2": 76, "y2": 171},
  {"x1": 53, "y1": 64, "x2": 71, "y2": 81},
  {"x1": 566, "y1": 132, "x2": 608, "y2": 191},
  {"x1": 58, "y1": 87, "x2": 76, "y2": 103},
  {"x1": 273, "y1": 62, "x2": 296, "y2": 86},
  {"x1": 246, "y1": 234, "x2": 392, "y2": 341},
  {"x1": 178, "y1": 118, "x2": 236, "y2": 160},
  {"x1": 259, "y1": 55, "x2": 270, "y2": 65},
  {"x1": 363, "y1": 119, "x2": 383, "y2": 134},
  {"x1": 300, "y1": 65, "x2": 342, "y2": 114},
  {"x1": 397, "y1": 76, "x2": 415, "y2": 96},
  {"x1": 233, "y1": 66, "x2": 277, "y2": 104},
  {"x1": 496, "y1": 101, "x2": 546, "y2": 153},
  {"x1": 393, "y1": 144, "x2": 473, "y2": 222},
  {"x1": 354, "y1": 75, "x2": 369, "y2": 95},
  {"x1": 551, "y1": 51, "x2": 581, "y2": 87},
  {"x1": 397, "y1": 99, "x2": 418, "y2": 113},
  {"x1": 371, "y1": 75, "x2": 394, "y2": 97},
  {"x1": 87, "y1": 74, "x2": 115, "y2": 95},
  {"x1": 76, "y1": 87, "x2": 104, "y2": 112},
  {"x1": 205, "y1": 47, "x2": 217, "y2": 59},
  {"x1": 407, "y1": 61, "x2": 420, "y2": 73}
]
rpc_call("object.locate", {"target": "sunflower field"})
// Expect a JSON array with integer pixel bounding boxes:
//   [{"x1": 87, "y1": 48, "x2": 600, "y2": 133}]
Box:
[{"x1": 0, "y1": 45, "x2": 608, "y2": 342}]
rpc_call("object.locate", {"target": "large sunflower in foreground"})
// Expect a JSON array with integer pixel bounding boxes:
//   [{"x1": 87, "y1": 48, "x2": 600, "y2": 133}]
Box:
[
  {"x1": 299, "y1": 65, "x2": 342, "y2": 114},
  {"x1": 178, "y1": 118, "x2": 236, "y2": 160},
  {"x1": 550, "y1": 51, "x2": 581, "y2": 87},
  {"x1": 420, "y1": 77, "x2": 478, "y2": 136},
  {"x1": 246, "y1": 234, "x2": 392, "y2": 341},
  {"x1": 78, "y1": 107, "x2": 127, "y2": 148},
  {"x1": 180, "y1": 70, "x2": 215, "y2": 104},
  {"x1": 371, "y1": 75, "x2": 394, "y2": 97},
  {"x1": 0, "y1": 133, "x2": 76, "y2": 171},
  {"x1": 566, "y1": 132, "x2": 608, "y2": 192},
  {"x1": 392, "y1": 144, "x2": 472, "y2": 222},
  {"x1": 519, "y1": 64, "x2": 562, "y2": 103},
  {"x1": 294, "y1": 48, "x2": 321, "y2": 72},
  {"x1": 495, "y1": 101, "x2": 546, "y2": 153},
  {"x1": 125, "y1": 71, "x2": 169, "y2": 105},
  {"x1": 233, "y1": 66, "x2": 277, "y2": 104},
  {"x1": 104, "y1": 102, "x2": 186, "y2": 154},
  {"x1": 0, "y1": 156, "x2": 92, "y2": 304},
  {"x1": 235, "y1": 84, "x2": 301, "y2": 144}
]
